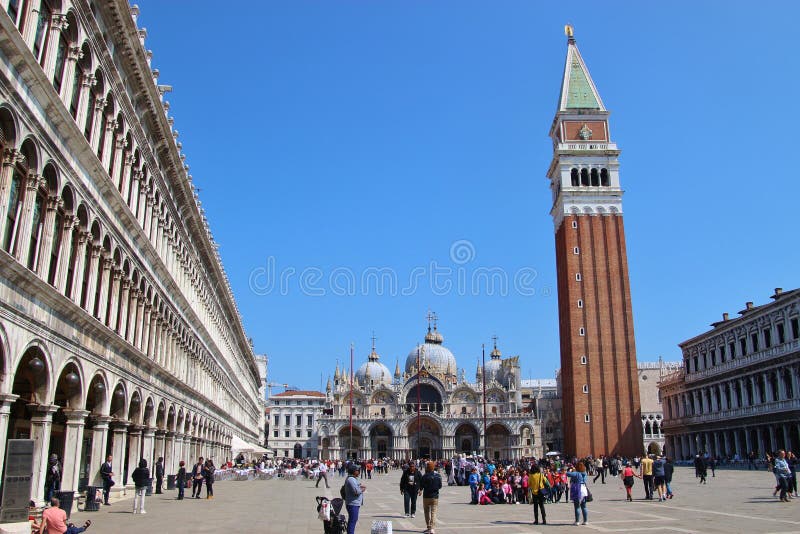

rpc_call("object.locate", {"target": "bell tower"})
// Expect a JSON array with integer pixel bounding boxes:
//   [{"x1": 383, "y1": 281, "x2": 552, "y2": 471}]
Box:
[{"x1": 548, "y1": 26, "x2": 642, "y2": 457}]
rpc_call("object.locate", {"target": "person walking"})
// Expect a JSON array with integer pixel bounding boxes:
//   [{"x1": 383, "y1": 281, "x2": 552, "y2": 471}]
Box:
[
  {"x1": 99, "y1": 455, "x2": 114, "y2": 506},
  {"x1": 344, "y1": 466, "x2": 366, "y2": 534},
  {"x1": 44, "y1": 454, "x2": 62, "y2": 502},
  {"x1": 203, "y1": 459, "x2": 216, "y2": 499},
  {"x1": 694, "y1": 455, "x2": 708, "y2": 484},
  {"x1": 653, "y1": 455, "x2": 667, "y2": 501},
  {"x1": 664, "y1": 457, "x2": 675, "y2": 499},
  {"x1": 567, "y1": 464, "x2": 589, "y2": 526},
  {"x1": 154, "y1": 457, "x2": 164, "y2": 494},
  {"x1": 528, "y1": 465, "x2": 549, "y2": 525},
  {"x1": 316, "y1": 460, "x2": 330, "y2": 489},
  {"x1": 640, "y1": 454, "x2": 654, "y2": 499},
  {"x1": 191, "y1": 457, "x2": 204, "y2": 499},
  {"x1": 593, "y1": 456, "x2": 605, "y2": 484},
  {"x1": 620, "y1": 462, "x2": 639, "y2": 501},
  {"x1": 774, "y1": 450, "x2": 791, "y2": 502},
  {"x1": 176, "y1": 460, "x2": 187, "y2": 500},
  {"x1": 419, "y1": 461, "x2": 442, "y2": 534},
  {"x1": 131, "y1": 459, "x2": 150, "y2": 514},
  {"x1": 400, "y1": 462, "x2": 420, "y2": 518}
]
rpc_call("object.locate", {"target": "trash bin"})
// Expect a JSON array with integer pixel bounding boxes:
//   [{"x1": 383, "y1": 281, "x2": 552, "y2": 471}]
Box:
[
  {"x1": 83, "y1": 487, "x2": 99, "y2": 512},
  {"x1": 55, "y1": 491, "x2": 75, "y2": 519},
  {"x1": 167, "y1": 474, "x2": 176, "y2": 490},
  {"x1": 145, "y1": 478, "x2": 154, "y2": 496}
]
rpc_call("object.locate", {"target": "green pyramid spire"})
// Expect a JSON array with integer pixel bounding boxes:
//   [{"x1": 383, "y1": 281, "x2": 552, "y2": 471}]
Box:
[{"x1": 558, "y1": 30, "x2": 605, "y2": 112}]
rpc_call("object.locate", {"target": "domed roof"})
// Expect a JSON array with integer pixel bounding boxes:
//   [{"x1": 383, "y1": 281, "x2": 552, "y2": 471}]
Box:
[
  {"x1": 356, "y1": 360, "x2": 392, "y2": 386},
  {"x1": 482, "y1": 340, "x2": 504, "y2": 382},
  {"x1": 355, "y1": 339, "x2": 392, "y2": 386},
  {"x1": 405, "y1": 323, "x2": 457, "y2": 376}
]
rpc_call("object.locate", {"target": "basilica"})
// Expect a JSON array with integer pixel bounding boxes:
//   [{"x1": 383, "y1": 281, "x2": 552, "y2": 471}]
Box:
[{"x1": 318, "y1": 319, "x2": 541, "y2": 461}]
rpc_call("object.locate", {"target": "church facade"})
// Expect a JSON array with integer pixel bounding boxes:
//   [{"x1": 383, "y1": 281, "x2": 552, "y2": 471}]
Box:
[{"x1": 318, "y1": 320, "x2": 541, "y2": 460}]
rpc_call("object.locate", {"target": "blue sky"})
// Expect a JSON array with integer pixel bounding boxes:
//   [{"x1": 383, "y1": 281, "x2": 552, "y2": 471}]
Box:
[{"x1": 137, "y1": 1, "x2": 799, "y2": 392}]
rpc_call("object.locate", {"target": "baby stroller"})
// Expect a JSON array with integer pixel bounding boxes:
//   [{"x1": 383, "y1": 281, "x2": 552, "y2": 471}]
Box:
[{"x1": 317, "y1": 496, "x2": 347, "y2": 534}]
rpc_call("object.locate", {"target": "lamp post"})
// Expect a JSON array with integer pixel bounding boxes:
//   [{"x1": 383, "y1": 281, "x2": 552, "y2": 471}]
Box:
[
  {"x1": 349, "y1": 343, "x2": 354, "y2": 461},
  {"x1": 416, "y1": 346, "x2": 421, "y2": 460}
]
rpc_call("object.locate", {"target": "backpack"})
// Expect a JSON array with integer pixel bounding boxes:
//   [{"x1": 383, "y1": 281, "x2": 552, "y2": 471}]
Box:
[{"x1": 340, "y1": 476, "x2": 351, "y2": 499}]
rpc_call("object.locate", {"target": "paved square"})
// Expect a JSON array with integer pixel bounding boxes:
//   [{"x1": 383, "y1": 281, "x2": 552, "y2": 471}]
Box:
[{"x1": 66, "y1": 468, "x2": 799, "y2": 533}]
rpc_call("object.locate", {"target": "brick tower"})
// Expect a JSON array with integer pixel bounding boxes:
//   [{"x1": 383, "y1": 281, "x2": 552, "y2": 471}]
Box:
[{"x1": 547, "y1": 26, "x2": 642, "y2": 457}]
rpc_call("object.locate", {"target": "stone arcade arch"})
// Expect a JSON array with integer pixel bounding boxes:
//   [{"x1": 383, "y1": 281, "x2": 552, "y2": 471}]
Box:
[
  {"x1": 338, "y1": 426, "x2": 363, "y2": 460},
  {"x1": 369, "y1": 422, "x2": 393, "y2": 459},
  {"x1": 407, "y1": 416, "x2": 442, "y2": 459},
  {"x1": 454, "y1": 423, "x2": 480, "y2": 455},
  {"x1": 486, "y1": 423, "x2": 511, "y2": 461}
]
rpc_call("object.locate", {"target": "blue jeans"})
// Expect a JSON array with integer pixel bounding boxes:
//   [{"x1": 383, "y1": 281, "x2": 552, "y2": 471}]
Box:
[
  {"x1": 573, "y1": 498, "x2": 587, "y2": 523},
  {"x1": 178, "y1": 481, "x2": 185, "y2": 499},
  {"x1": 470, "y1": 484, "x2": 478, "y2": 504},
  {"x1": 346, "y1": 504, "x2": 360, "y2": 534}
]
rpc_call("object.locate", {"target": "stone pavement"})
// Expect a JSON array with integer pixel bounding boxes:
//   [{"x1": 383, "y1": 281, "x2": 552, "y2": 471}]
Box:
[{"x1": 65, "y1": 467, "x2": 800, "y2": 534}]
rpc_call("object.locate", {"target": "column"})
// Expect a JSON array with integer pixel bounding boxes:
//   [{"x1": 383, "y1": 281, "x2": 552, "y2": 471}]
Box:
[
  {"x1": 89, "y1": 416, "x2": 111, "y2": 486},
  {"x1": 60, "y1": 46, "x2": 82, "y2": 103},
  {"x1": 117, "y1": 279, "x2": 130, "y2": 337},
  {"x1": 89, "y1": 98, "x2": 106, "y2": 152},
  {"x1": 137, "y1": 182, "x2": 148, "y2": 227},
  {"x1": 95, "y1": 255, "x2": 112, "y2": 321},
  {"x1": 83, "y1": 244, "x2": 101, "y2": 314},
  {"x1": 106, "y1": 267, "x2": 121, "y2": 327},
  {"x1": 129, "y1": 170, "x2": 141, "y2": 216},
  {"x1": 42, "y1": 14, "x2": 68, "y2": 81},
  {"x1": 135, "y1": 299, "x2": 146, "y2": 350},
  {"x1": 60, "y1": 410, "x2": 89, "y2": 501},
  {"x1": 164, "y1": 432, "x2": 176, "y2": 475},
  {"x1": 0, "y1": 394, "x2": 20, "y2": 481},
  {"x1": 119, "y1": 153, "x2": 133, "y2": 199},
  {"x1": 69, "y1": 231, "x2": 89, "y2": 304},
  {"x1": 733, "y1": 430, "x2": 742, "y2": 459},
  {"x1": 54, "y1": 216, "x2": 76, "y2": 293},
  {"x1": 154, "y1": 430, "x2": 166, "y2": 469},
  {"x1": 74, "y1": 74, "x2": 96, "y2": 133},
  {"x1": 722, "y1": 432, "x2": 731, "y2": 458},
  {"x1": 143, "y1": 194, "x2": 154, "y2": 238},
  {"x1": 15, "y1": 173, "x2": 42, "y2": 264},
  {"x1": 174, "y1": 434, "x2": 185, "y2": 470},
  {"x1": 110, "y1": 135, "x2": 126, "y2": 187},
  {"x1": 768, "y1": 426, "x2": 777, "y2": 452},
  {"x1": 110, "y1": 423, "x2": 129, "y2": 495},
  {"x1": 28, "y1": 404, "x2": 58, "y2": 506},
  {"x1": 126, "y1": 426, "x2": 143, "y2": 489},
  {"x1": 100, "y1": 118, "x2": 117, "y2": 172},
  {"x1": 781, "y1": 425, "x2": 790, "y2": 450},
  {"x1": 126, "y1": 289, "x2": 139, "y2": 344},
  {"x1": 35, "y1": 195, "x2": 60, "y2": 278},
  {"x1": 713, "y1": 432, "x2": 721, "y2": 458},
  {"x1": 744, "y1": 427, "x2": 752, "y2": 455},
  {"x1": 141, "y1": 428, "x2": 156, "y2": 469},
  {"x1": 0, "y1": 149, "x2": 22, "y2": 241},
  {"x1": 140, "y1": 304, "x2": 152, "y2": 355}
]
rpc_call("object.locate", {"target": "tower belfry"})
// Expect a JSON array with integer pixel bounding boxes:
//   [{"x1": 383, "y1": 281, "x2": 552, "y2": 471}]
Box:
[{"x1": 548, "y1": 27, "x2": 642, "y2": 457}]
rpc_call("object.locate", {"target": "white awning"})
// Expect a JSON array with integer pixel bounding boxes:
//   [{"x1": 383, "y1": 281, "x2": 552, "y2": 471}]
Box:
[{"x1": 231, "y1": 435, "x2": 271, "y2": 456}]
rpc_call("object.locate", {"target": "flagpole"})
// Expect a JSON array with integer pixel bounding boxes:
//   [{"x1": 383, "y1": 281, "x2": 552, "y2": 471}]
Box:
[
  {"x1": 481, "y1": 343, "x2": 488, "y2": 460},
  {"x1": 416, "y1": 346, "x2": 421, "y2": 461},
  {"x1": 349, "y1": 342, "x2": 354, "y2": 461}
]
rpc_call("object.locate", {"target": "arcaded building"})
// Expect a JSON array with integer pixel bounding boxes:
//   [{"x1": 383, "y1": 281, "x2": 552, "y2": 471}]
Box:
[
  {"x1": 660, "y1": 288, "x2": 800, "y2": 460},
  {"x1": 318, "y1": 319, "x2": 540, "y2": 461},
  {"x1": 0, "y1": 0, "x2": 262, "y2": 507}
]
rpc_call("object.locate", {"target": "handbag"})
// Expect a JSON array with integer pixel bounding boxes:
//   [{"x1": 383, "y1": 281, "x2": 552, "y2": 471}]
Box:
[{"x1": 583, "y1": 483, "x2": 593, "y2": 502}]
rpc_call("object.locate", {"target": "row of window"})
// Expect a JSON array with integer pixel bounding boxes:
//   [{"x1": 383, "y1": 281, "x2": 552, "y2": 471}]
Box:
[
  {"x1": 570, "y1": 168, "x2": 610, "y2": 187},
  {"x1": 685, "y1": 318, "x2": 800, "y2": 373},
  {"x1": 273, "y1": 429, "x2": 314, "y2": 439},
  {"x1": 271, "y1": 399, "x2": 324, "y2": 406},
  {"x1": 274, "y1": 414, "x2": 315, "y2": 427}
]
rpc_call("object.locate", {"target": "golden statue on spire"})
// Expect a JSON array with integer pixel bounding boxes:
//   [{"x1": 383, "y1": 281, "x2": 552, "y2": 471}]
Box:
[{"x1": 564, "y1": 24, "x2": 574, "y2": 38}]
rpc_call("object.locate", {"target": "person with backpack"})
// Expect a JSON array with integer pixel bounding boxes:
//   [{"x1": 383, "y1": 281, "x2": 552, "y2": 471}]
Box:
[
  {"x1": 400, "y1": 462, "x2": 421, "y2": 518},
  {"x1": 419, "y1": 461, "x2": 442, "y2": 534},
  {"x1": 130, "y1": 459, "x2": 150, "y2": 514},
  {"x1": 176, "y1": 460, "x2": 187, "y2": 500},
  {"x1": 342, "y1": 465, "x2": 365, "y2": 534},
  {"x1": 528, "y1": 465, "x2": 549, "y2": 525}
]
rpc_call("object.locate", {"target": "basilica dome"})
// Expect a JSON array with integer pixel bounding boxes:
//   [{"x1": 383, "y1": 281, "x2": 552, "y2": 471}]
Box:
[
  {"x1": 482, "y1": 343, "x2": 503, "y2": 381},
  {"x1": 356, "y1": 347, "x2": 392, "y2": 386},
  {"x1": 405, "y1": 325, "x2": 457, "y2": 376}
]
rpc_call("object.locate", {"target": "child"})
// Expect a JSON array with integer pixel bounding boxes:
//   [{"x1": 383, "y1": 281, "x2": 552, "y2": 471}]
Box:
[
  {"x1": 478, "y1": 483, "x2": 494, "y2": 505},
  {"x1": 501, "y1": 479, "x2": 513, "y2": 504},
  {"x1": 176, "y1": 460, "x2": 187, "y2": 500}
]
